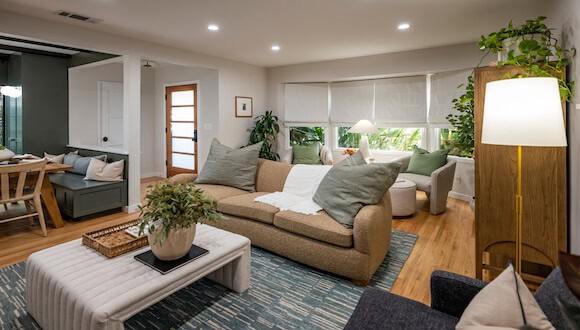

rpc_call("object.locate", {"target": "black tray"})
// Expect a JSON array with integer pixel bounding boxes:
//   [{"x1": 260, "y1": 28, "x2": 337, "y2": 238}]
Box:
[{"x1": 134, "y1": 245, "x2": 209, "y2": 274}]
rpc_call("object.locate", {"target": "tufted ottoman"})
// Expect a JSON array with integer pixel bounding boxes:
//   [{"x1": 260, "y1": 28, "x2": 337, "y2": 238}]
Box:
[{"x1": 389, "y1": 179, "x2": 417, "y2": 217}]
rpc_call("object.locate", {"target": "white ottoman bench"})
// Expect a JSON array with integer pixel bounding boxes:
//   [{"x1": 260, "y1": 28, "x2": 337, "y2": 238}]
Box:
[
  {"x1": 26, "y1": 224, "x2": 251, "y2": 330},
  {"x1": 389, "y1": 179, "x2": 417, "y2": 217}
]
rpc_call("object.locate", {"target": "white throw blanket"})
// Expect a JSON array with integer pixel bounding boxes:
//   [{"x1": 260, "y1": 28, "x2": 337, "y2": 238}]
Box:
[{"x1": 255, "y1": 164, "x2": 332, "y2": 215}]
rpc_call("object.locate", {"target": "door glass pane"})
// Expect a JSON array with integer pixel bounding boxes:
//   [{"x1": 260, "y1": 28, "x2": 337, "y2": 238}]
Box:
[
  {"x1": 172, "y1": 138, "x2": 194, "y2": 154},
  {"x1": 173, "y1": 153, "x2": 195, "y2": 170},
  {"x1": 171, "y1": 90, "x2": 194, "y2": 106},
  {"x1": 171, "y1": 123, "x2": 194, "y2": 137},
  {"x1": 171, "y1": 106, "x2": 194, "y2": 122}
]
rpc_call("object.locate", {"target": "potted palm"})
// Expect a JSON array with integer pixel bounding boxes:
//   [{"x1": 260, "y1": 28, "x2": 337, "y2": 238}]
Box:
[{"x1": 138, "y1": 182, "x2": 223, "y2": 261}]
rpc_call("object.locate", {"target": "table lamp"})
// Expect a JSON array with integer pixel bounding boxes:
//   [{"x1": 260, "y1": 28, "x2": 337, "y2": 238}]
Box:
[
  {"x1": 348, "y1": 119, "x2": 378, "y2": 162},
  {"x1": 481, "y1": 77, "x2": 566, "y2": 274}
]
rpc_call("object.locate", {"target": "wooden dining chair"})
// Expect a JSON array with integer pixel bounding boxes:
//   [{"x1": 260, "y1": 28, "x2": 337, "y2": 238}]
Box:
[{"x1": 0, "y1": 160, "x2": 48, "y2": 236}]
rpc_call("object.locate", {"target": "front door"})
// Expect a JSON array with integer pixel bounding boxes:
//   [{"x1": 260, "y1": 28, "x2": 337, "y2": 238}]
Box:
[{"x1": 166, "y1": 84, "x2": 197, "y2": 177}]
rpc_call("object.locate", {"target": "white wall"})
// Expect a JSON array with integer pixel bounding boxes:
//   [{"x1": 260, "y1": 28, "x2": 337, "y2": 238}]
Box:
[
  {"x1": 0, "y1": 10, "x2": 267, "y2": 209},
  {"x1": 141, "y1": 67, "x2": 156, "y2": 178},
  {"x1": 68, "y1": 62, "x2": 123, "y2": 147},
  {"x1": 549, "y1": 0, "x2": 580, "y2": 253},
  {"x1": 267, "y1": 43, "x2": 490, "y2": 198},
  {"x1": 153, "y1": 65, "x2": 219, "y2": 177}
]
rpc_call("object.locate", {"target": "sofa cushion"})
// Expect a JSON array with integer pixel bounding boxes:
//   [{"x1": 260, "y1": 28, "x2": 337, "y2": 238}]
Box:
[
  {"x1": 292, "y1": 143, "x2": 322, "y2": 165},
  {"x1": 195, "y1": 184, "x2": 249, "y2": 201},
  {"x1": 218, "y1": 192, "x2": 279, "y2": 224},
  {"x1": 345, "y1": 288, "x2": 457, "y2": 330},
  {"x1": 274, "y1": 210, "x2": 353, "y2": 247},
  {"x1": 406, "y1": 146, "x2": 449, "y2": 176},
  {"x1": 399, "y1": 173, "x2": 431, "y2": 192},
  {"x1": 255, "y1": 159, "x2": 293, "y2": 193}
]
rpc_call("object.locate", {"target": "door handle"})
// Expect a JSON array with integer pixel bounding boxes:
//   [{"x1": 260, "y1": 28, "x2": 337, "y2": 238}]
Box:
[
  {"x1": 103, "y1": 137, "x2": 108, "y2": 142},
  {"x1": 192, "y1": 130, "x2": 197, "y2": 143}
]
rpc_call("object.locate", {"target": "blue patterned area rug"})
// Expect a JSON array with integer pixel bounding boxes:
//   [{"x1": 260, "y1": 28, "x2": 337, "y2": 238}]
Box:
[{"x1": 0, "y1": 230, "x2": 417, "y2": 329}]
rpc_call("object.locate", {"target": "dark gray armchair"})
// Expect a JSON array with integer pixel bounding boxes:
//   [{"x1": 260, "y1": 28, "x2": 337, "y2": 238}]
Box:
[
  {"x1": 394, "y1": 155, "x2": 456, "y2": 215},
  {"x1": 345, "y1": 268, "x2": 578, "y2": 330}
]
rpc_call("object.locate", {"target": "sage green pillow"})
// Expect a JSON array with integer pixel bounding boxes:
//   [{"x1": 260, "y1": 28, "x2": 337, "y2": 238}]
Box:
[
  {"x1": 292, "y1": 143, "x2": 322, "y2": 165},
  {"x1": 195, "y1": 139, "x2": 263, "y2": 192},
  {"x1": 336, "y1": 150, "x2": 366, "y2": 167},
  {"x1": 313, "y1": 161, "x2": 401, "y2": 228},
  {"x1": 405, "y1": 146, "x2": 449, "y2": 176}
]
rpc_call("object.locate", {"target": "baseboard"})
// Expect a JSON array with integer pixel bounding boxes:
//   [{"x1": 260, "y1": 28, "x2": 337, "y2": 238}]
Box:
[
  {"x1": 141, "y1": 172, "x2": 164, "y2": 179},
  {"x1": 449, "y1": 191, "x2": 473, "y2": 202},
  {"x1": 123, "y1": 204, "x2": 141, "y2": 213}
]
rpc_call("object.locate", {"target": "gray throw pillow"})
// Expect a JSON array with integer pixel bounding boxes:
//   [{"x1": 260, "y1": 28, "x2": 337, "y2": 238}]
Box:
[
  {"x1": 195, "y1": 139, "x2": 263, "y2": 192},
  {"x1": 313, "y1": 161, "x2": 401, "y2": 228},
  {"x1": 336, "y1": 150, "x2": 366, "y2": 167},
  {"x1": 66, "y1": 154, "x2": 108, "y2": 175}
]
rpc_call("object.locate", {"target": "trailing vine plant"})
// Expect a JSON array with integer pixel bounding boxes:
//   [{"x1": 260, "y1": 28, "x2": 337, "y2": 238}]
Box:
[{"x1": 446, "y1": 16, "x2": 575, "y2": 157}]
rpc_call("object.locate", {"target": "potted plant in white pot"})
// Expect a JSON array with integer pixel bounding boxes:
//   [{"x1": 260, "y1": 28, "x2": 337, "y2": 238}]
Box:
[{"x1": 138, "y1": 182, "x2": 223, "y2": 261}]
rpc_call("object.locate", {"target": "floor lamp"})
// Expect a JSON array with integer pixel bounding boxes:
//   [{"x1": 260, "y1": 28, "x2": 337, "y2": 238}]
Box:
[
  {"x1": 349, "y1": 119, "x2": 378, "y2": 163},
  {"x1": 481, "y1": 77, "x2": 567, "y2": 274}
]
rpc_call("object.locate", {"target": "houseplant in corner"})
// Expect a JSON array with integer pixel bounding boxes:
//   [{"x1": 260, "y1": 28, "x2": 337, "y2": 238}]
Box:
[
  {"x1": 138, "y1": 181, "x2": 222, "y2": 261},
  {"x1": 248, "y1": 110, "x2": 280, "y2": 160}
]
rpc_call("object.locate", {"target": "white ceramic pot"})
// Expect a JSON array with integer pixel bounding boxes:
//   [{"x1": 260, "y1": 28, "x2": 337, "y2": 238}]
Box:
[
  {"x1": 498, "y1": 34, "x2": 549, "y2": 63},
  {"x1": 0, "y1": 149, "x2": 15, "y2": 161},
  {"x1": 147, "y1": 223, "x2": 196, "y2": 261}
]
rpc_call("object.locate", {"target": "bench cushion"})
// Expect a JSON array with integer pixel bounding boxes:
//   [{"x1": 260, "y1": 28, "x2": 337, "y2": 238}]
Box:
[
  {"x1": 218, "y1": 192, "x2": 279, "y2": 225},
  {"x1": 274, "y1": 211, "x2": 353, "y2": 248},
  {"x1": 49, "y1": 173, "x2": 123, "y2": 191}
]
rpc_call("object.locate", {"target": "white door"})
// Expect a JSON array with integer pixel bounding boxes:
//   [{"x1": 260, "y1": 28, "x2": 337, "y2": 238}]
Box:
[{"x1": 99, "y1": 81, "x2": 124, "y2": 148}]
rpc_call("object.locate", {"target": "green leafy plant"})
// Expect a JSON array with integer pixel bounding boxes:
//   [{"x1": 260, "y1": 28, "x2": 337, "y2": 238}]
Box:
[
  {"x1": 447, "y1": 16, "x2": 576, "y2": 158},
  {"x1": 445, "y1": 76, "x2": 475, "y2": 157},
  {"x1": 289, "y1": 126, "x2": 325, "y2": 146},
  {"x1": 249, "y1": 110, "x2": 280, "y2": 160},
  {"x1": 138, "y1": 182, "x2": 223, "y2": 245}
]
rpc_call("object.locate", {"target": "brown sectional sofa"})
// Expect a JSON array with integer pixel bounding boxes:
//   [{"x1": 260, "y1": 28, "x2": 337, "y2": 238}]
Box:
[{"x1": 169, "y1": 159, "x2": 393, "y2": 284}]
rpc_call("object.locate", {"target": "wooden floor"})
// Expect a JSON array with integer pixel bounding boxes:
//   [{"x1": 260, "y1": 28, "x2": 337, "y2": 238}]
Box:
[{"x1": 0, "y1": 177, "x2": 474, "y2": 305}]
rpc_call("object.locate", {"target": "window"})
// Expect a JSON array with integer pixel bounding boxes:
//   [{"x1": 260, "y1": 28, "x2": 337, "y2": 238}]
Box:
[
  {"x1": 439, "y1": 128, "x2": 456, "y2": 150},
  {"x1": 337, "y1": 127, "x2": 422, "y2": 151},
  {"x1": 288, "y1": 126, "x2": 326, "y2": 146}
]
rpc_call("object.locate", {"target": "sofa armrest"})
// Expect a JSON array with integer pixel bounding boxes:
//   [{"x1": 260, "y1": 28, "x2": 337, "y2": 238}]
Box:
[
  {"x1": 430, "y1": 270, "x2": 486, "y2": 318},
  {"x1": 429, "y1": 160, "x2": 457, "y2": 214},
  {"x1": 392, "y1": 155, "x2": 411, "y2": 172},
  {"x1": 353, "y1": 192, "x2": 392, "y2": 279},
  {"x1": 168, "y1": 173, "x2": 198, "y2": 185},
  {"x1": 281, "y1": 149, "x2": 293, "y2": 164},
  {"x1": 320, "y1": 146, "x2": 333, "y2": 165}
]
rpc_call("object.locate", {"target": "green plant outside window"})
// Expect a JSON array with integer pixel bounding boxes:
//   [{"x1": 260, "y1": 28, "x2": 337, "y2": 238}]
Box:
[
  {"x1": 337, "y1": 127, "x2": 422, "y2": 151},
  {"x1": 289, "y1": 126, "x2": 325, "y2": 146}
]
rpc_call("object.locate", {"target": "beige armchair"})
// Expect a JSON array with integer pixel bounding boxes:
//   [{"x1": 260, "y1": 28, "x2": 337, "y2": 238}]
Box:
[
  {"x1": 394, "y1": 155, "x2": 456, "y2": 215},
  {"x1": 281, "y1": 145, "x2": 333, "y2": 165}
]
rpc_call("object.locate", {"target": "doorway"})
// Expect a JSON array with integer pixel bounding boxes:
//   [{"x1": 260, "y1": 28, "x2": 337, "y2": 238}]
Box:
[
  {"x1": 165, "y1": 84, "x2": 197, "y2": 177},
  {"x1": 98, "y1": 81, "x2": 124, "y2": 148}
]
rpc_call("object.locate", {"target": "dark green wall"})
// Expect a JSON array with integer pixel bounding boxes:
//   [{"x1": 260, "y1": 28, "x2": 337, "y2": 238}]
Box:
[{"x1": 21, "y1": 53, "x2": 68, "y2": 156}]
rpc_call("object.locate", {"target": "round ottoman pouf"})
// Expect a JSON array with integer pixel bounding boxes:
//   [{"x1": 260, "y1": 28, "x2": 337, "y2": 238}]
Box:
[{"x1": 389, "y1": 179, "x2": 417, "y2": 217}]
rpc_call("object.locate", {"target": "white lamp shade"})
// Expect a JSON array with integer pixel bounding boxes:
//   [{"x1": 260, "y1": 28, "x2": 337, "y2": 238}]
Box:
[
  {"x1": 348, "y1": 119, "x2": 378, "y2": 134},
  {"x1": 482, "y1": 77, "x2": 566, "y2": 147},
  {"x1": 0, "y1": 86, "x2": 22, "y2": 98}
]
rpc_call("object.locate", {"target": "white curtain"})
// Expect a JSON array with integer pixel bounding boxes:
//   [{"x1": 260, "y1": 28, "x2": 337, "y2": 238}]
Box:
[
  {"x1": 374, "y1": 76, "x2": 427, "y2": 124},
  {"x1": 330, "y1": 80, "x2": 374, "y2": 123},
  {"x1": 284, "y1": 83, "x2": 329, "y2": 122},
  {"x1": 429, "y1": 69, "x2": 472, "y2": 127}
]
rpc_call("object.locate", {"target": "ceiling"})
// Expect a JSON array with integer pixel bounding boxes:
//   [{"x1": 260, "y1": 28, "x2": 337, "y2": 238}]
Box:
[{"x1": 0, "y1": 0, "x2": 550, "y2": 67}]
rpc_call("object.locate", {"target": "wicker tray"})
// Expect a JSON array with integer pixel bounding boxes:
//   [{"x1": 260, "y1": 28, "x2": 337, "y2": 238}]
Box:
[{"x1": 82, "y1": 220, "x2": 148, "y2": 258}]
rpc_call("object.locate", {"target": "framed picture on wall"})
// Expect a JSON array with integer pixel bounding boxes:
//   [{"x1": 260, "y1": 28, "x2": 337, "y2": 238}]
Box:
[{"x1": 235, "y1": 96, "x2": 253, "y2": 117}]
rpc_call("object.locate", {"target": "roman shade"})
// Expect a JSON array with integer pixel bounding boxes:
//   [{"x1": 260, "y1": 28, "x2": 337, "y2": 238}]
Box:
[
  {"x1": 330, "y1": 80, "x2": 374, "y2": 123},
  {"x1": 284, "y1": 83, "x2": 329, "y2": 122},
  {"x1": 374, "y1": 76, "x2": 427, "y2": 124},
  {"x1": 429, "y1": 69, "x2": 472, "y2": 127}
]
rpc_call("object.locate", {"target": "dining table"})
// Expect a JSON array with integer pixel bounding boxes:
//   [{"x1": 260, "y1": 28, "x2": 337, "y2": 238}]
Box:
[{"x1": 39, "y1": 163, "x2": 72, "y2": 228}]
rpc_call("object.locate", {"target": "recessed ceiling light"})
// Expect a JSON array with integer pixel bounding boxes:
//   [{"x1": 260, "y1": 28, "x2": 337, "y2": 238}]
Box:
[
  {"x1": 397, "y1": 23, "x2": 410, "y2": 30},
  {"x1": 271, "y1": 45, "x2": 281, "y2": 51},
  {"x1": 207, "y1": 24, "x2": 219, "y2": 31}
]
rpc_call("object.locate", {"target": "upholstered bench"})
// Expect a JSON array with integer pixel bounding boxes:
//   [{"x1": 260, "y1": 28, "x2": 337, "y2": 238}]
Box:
[{"x1": 49, "y1": 173, "x2": 127, "y2": 218}]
